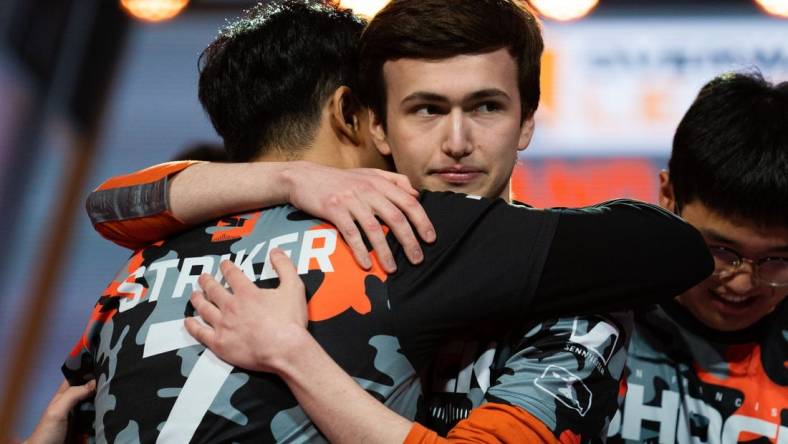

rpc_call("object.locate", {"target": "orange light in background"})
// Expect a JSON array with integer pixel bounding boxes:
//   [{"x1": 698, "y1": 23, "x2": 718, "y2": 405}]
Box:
[
  {"x1": 510, "y1": 159, "x2": 660, "y2": 207},
  {"x1": 120, "y1": 0, "x2": 190, "y2": 23},
  {"x1": 339, "y1": 0, "x2": 389, "y2": 18},
  {"x1": 754, "y1": 0, "x2": 788, "y2": 17},
  {"x1": 529, "y1": 0, "x2": 599, "y2": 21}
]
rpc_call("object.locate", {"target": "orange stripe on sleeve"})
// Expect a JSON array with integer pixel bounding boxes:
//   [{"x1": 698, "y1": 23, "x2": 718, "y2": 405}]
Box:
[
  {"x1": 92, "y1": 161, "x2": 202, "y2": 249},
  {"x1": 95, "y1": 161, "x2": 202, "y2": 191},
  {"x1": 404, "y1": 403, "x2": 561, "y2": 444},
  {"x1": 95, "y1": 214, "x2": 185, "y2": 250}
]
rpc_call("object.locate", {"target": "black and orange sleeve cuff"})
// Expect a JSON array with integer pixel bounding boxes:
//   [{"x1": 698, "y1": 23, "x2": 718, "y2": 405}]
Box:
[
  {"x1": 404, "y1": 403, "x2": 561, "y2": 444},
  {"x1": 87, "y1": 161, "x2": 202, "y2": 249}
]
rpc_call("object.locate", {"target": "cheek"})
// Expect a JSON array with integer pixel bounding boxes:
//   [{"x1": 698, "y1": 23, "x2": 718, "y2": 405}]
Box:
[
  {"x1": 762, "y1": 290, "x2": 787, "y2": 312},
  {"x1": 481, "y1": 122, "x2": 523, "y2": 152},
  {"x1": 390, "y1": 144, "x2": 428, "y2": 176},
  {"x1": 682, "y1": 283, "x2": 712, "y2": 303}
]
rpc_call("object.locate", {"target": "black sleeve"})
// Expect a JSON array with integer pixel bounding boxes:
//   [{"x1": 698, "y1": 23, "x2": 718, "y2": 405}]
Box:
[
  {"x1": 388, "y1": 192, "x2": 559, "y2": 363},
  {"x1": 526, "y1": 199, "x2": 714, "y2": 318}
]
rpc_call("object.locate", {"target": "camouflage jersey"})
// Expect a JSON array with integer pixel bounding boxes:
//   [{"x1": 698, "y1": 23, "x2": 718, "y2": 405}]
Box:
[
  {"x1": 414, "y1": 200, "x2": 633, "y2": 444},
  {"x1": 418, "y1": 311, "x2": 634, "y2": 443},
  {"x1": 607, "y1": 300, "x2": 787, "y2": 443},
  {"x1": 70, "y1": 162, "x2": 713, "y2": 443},
  {"x1": 66, "y1": 192, "x2": 558, "y2": 442}
]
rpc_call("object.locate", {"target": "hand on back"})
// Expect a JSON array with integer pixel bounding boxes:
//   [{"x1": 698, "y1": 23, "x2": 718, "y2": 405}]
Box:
[
  {"x1": 185, "y1": 250, "x2": 310, "y2": 373},
  {"x1": 283, "y1": 162, "x2": 436, "y2": 273}
]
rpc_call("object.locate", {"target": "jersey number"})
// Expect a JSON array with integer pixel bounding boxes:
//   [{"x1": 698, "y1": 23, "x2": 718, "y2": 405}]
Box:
[{"x1": 143, "y1": 318, "x2": 233, "y2": 443}]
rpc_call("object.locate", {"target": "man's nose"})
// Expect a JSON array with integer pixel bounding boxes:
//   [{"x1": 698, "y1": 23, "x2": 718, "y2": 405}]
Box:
[
  {"x1": 723, "y1": 261, "x2": 758, "y2": 294},
  {"x1": 441, "y1": 109, "x2": 473, "y2": 159}
]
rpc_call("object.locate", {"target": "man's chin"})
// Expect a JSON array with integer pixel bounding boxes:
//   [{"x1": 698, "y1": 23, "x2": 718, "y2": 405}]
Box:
[
  {"x1": 426, "y1": 180, "x2": 480, "y2": 195},
  {"x1": 424, "y1": 178, "x2": 504, "y2": 200},
  {"x1": 678, "y1": 292, "x2": 761, "y2": 332}
]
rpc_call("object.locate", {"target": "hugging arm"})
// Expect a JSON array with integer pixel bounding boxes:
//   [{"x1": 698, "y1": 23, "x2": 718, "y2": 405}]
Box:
[
  {"x1": 186, "y1": 256, "x2": 558, "y2": 443},
  {"x1": 87, "y1": 160, "x2": 434, "y2": 272},
  {"x1": 526, "y1": 200, "x2": 714, "y2": 318}
]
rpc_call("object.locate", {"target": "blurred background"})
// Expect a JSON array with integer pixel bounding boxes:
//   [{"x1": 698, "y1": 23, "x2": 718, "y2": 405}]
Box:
[{"x1": 0, "y1": 0, "x2": 786, "y2": 437}]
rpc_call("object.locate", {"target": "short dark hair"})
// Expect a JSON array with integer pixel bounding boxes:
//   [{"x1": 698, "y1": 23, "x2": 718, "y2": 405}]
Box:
[
  {"x1": 172, "y1": 142, "x2": 228, "y2": 162},
  {"x1": 670, "y1": 72, "x2": 788, "y2": 228},
  {"x1": 358, "y1": 0, "x2": 543, "y2": 127},
  {"x1": 198, "y1": 1, "x2": 365, "y2": 161}
]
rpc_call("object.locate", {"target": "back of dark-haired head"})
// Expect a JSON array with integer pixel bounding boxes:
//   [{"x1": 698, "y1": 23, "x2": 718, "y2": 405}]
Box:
[
  {"x1": 358, "y1": 0, "x2": 543, "y2": 127},
  {"x1": 670, "y1": 72, "x2": 788, "y2": 228},
  {"x1": 198, "y1": 1, "x2": 365, "y2": 162},
  {"x1": 172, "y1": 142, "x2": 229, "y2": 162}
]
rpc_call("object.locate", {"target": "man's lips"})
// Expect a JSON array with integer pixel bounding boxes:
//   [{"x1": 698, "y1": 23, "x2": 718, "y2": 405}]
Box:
[
  {"x1": 429, "y1": 167, "x2": 483, "y2": 184},
  {"x1": 708, "y1": 289, "x2": 757, "y2": 314}
]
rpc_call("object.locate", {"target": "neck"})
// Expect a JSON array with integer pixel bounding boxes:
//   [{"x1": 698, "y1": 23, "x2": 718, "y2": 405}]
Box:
[
  {"x1": 251, "y1": 139, "x2": 355, "y2": 170},
  {"x1": 500, "y1": 181, "x2": 512, "y2": 203}
]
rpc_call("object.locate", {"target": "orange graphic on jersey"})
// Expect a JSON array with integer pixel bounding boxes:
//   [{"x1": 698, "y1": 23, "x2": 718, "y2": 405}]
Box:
[
  {"x1": 211, "y1": 212, "x2": 262, "y2": 242},
  {"x1": 618, "y1": 377, "x2": 628, "y2": 397},
  {"x1": 306, "y1": 223, "x2": 388, "y2": 322},
  {"x1": 69, "y1": 250, "x2": 150, "y2": 357},
  {"x1": 559, "y1": 430, "x2": 581, "y2": 444},
  {"x1": 694, "y1": 343, "x2": 786, "y2": 442}
]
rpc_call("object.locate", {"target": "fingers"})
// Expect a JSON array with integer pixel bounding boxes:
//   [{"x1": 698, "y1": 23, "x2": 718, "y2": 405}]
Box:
[
  {"x1": 51, "y1": 379, "x2": 96, "y2": 413},
  {"x1": 329, "y1": 208, "x2": 373, "y2": 270},
  {"x1": 363, "y1": 184, "x2": 435, "y2": 266},
  {"x1": 184, "y1": 316, "x2": 215, "y2": 347},
  {"x1": 197, "y1": 272, "x2": 231, "y2": 308},
  {"x1": 190, "y1": 290, "x2": 221, "y2": 326},
  {"x1": 269, "y1": 249, "x2": 308, "y2": 328},
  {"x1": 219, "y1": 260, "x2": 258, "y2": 295},
  {"x1": 372, "y1": 169, "x2": 419, "y2": 197},
  {"x1": 269, "y1": 249, "x2": 302, "y2": 291},
  {"x1": 345, "y1": 200, "x2": 397, "y2": 273},
  {"x1": 362, "y1": 169, "x2": 435, "y2": 246},
  {"x1": 370, "y1": 193, "x2": 437, "y2": 266},
  {"x1": 387, "y1": 191, "x2": 436, "y2": 245},
  {"x1": 65, "y1": 380, "x2": 96, "y2": 404}
]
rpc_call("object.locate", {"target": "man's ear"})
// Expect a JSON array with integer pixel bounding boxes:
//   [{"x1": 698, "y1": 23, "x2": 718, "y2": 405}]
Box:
[
  {"x1": 329, "y1": 86, "x2": 362, "y2": 145},
  {"x1": 658, "y1": 169, "x2": 676, "y2": 212},
  {"x1": 516, "y1": 116, "x2": 535, "y2": 152},
  {"x1": 369, "y1": 109, "x2": 392, "y2": 156}
]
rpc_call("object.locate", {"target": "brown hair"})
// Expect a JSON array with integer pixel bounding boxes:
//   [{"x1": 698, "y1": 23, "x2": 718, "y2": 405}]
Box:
[{"x1": 358, "y1": 0, "x2": 543, "y2": 127}]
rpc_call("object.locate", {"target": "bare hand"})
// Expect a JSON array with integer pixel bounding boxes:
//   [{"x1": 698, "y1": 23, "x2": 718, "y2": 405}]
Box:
[
  {"x1": 283, "y1": 162, "x2": 435, "y2": 273},
  {"x1": 184, "y1": 250, "x2": 310, "y2": 373},
  {"x1": 24, "y1": 379, "x2": 95, "y2": 444}
]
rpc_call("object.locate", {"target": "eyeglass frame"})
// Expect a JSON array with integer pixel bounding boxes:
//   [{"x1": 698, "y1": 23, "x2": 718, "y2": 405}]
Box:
[
  {"x1": 673, "y1": 202, "x2": 788, "y2": 288},
  {"x1": 706, "y1": 245, "x2": 788, "y2": 288}
]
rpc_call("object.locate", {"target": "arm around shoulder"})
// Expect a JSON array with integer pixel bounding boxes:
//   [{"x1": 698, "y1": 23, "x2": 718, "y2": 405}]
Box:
[{"x1": 530, "y1": 199, "x2": 714, "y2": 315}]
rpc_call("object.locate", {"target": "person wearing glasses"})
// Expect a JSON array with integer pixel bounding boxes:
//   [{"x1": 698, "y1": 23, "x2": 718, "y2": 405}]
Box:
[{"x1": 608, "y1": 72, "x2": 788, "y2": 444}]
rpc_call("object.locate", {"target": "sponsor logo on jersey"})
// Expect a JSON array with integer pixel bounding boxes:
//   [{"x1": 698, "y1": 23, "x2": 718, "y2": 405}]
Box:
[{"x1": 535, "y1": 364, "x2": 593, "y2": 417}]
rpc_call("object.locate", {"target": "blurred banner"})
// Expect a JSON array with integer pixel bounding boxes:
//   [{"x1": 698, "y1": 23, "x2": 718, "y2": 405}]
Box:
[
  {"x1": 511, "y1": 158, "x2": 663, "y2": 207},
  {"x1": 532, "y1": 17, "x2": 788, "y2": 156}
]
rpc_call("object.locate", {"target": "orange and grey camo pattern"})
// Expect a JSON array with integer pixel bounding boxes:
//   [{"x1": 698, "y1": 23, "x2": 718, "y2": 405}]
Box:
[{"x1": 609, "y1": 301, "x2": 787, "y2": 443}]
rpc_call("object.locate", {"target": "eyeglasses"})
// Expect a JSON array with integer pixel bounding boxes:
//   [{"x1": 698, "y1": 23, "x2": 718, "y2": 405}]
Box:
[{"x1": 708, "y1": 245, "x2": 788, "y2": 287}]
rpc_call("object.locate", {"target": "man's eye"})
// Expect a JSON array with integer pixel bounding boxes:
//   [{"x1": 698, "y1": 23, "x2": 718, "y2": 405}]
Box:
[
  {"x1": 476, "y1": 102, "x2": 500, "y2": 113},
  {"x1": 414, "y1": 105, "x2": 440, "y2": 116}
]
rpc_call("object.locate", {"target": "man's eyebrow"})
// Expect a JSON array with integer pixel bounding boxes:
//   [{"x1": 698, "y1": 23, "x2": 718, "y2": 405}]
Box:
[
  {"x1": 400, "y1": 92, "x2": 448, "y2": 105},
  {"x1": 700, "y1": 227, "x2": 788, "y2": 255},
  {"x1": 464, "y1": 89, "x2": 511, "y2": 102},
  {"x1": 699, "y1": 227, "x2": 740, "y2": 247}
]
